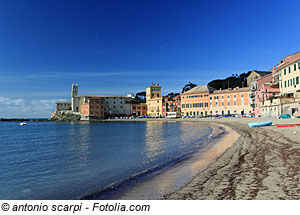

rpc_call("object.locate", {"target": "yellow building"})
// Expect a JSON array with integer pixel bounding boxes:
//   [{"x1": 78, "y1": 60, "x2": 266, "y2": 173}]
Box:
[
  {"x1": 181, "y1": 85, "x2": 214, "y2": 116},
  {"x1": 247, "y1": 70, "x2": 271, "y2": 87},
  {"x1": 146, "y1": 83, "x2": 163, "y2": 117},
  {"x1": 278, "y1": 51, "x2": 300, "y2": 95}
]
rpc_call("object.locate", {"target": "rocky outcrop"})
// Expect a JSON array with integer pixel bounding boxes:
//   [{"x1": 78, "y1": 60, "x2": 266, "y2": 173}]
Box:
[{"x1": 49, "y1": 112, "x2": 81, "y2": 121}]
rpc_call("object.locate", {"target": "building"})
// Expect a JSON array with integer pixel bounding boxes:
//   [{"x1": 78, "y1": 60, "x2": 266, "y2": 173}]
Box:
[
  {"x1": 261, "y1": 92, "x2": 300, "y2": 118},
  {"x1": 71, "y1": 84, "x2": 132, "y2": 118},
  {"x1": 250, "y1": 73, "x2": 274, "y2": 117},
  {"x1": 127, "y1": 93, "x2": 135, "y2": 99},
  {"x1": 181, "y1": 85, "x2": 214, "y2": 117},
  {"x1": 277, "y1": 51, "x2": 300, "y2": 95},
  {"x1": 56, "y1": 101, "x2": 71, "y2": 112},
  {"x1": 162, "y1": 94, "x2": 181, "y2": 117},
  {"x1": 247, "y1": 70, "x2": 272, "y2": 87},
  {"x1": 210, "y1": 87, "x2": 252, "y2": 115},
  {"x1": 131, "y1": 103, "x2": 147, "y2": 116},
  {"x1": 146, "y1": 83, "x2": 163, "y2": 117},
  {"x1": 80, "y1": 97, "x2": 104, "y2": 120}
]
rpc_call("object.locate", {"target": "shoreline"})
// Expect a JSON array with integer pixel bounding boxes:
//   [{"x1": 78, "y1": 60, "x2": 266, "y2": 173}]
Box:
[
  {"x1": 85, "y1": 121, "x2": 240, "y2": 200},
  {"x1": 165, "y1": 117, "x2": 300, "y2": 200}
]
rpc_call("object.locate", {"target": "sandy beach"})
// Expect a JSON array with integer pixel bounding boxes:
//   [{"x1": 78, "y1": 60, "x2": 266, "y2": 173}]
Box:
[
  {"x1": 161, "y1": 117, "x2": 300, "y2": 200},
  {"x1": 107, "y1": 117, "x2": 300, "y2": 199}
]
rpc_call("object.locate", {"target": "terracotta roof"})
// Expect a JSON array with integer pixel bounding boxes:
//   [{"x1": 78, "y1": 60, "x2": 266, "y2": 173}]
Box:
[
  {"x1": 182, "y1": 85, "x2": 215, "y2": 95},
  {"x1": 212, "y1": 87, "x2": 251, "y2": 95},
  {"x1": 278, "y1": 51, "x2": 300, "y2": 68}
]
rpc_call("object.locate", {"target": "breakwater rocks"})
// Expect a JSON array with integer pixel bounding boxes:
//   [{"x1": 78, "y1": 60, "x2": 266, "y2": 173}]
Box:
[{"x1": 49, "y1": 112, "x2": 81, "y2": 122}]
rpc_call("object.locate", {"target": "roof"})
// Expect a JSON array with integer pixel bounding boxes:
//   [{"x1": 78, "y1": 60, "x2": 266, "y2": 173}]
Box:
[
  {"x1": 278, "y1": 51, "x2": 300, "y2": 68},
  {"x1": 182, "y1": 85, "x2": 215, "y2": 95},
  {"x1": 212, "y1": 87, "x2": 251, "y2": 95},
  {"x1": 250, "y1": 70, "x2": 271, "y2": 76},
  {"x1": 74, "y1": 94, "x2": 130, "y2": 99},
  {"x1": 56, "y1": 101, "x2": 71, "y2": 104}
]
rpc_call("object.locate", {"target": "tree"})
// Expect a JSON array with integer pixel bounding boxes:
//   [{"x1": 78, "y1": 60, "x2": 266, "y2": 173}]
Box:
[
  {"x1": 182, "y1": 82, "x2": 197, "y2": 93},
  {"x1": 136, "y1": 92, "x2": 146, "y2": 100}
]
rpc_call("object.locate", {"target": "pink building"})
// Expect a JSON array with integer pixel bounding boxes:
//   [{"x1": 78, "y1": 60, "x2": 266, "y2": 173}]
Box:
[
  {"x1": 162, "y1": 94, "x2": 181, "y2": 117},
  {"x1": 251, "y1": 74, "x2": 274, "y2": 116}
]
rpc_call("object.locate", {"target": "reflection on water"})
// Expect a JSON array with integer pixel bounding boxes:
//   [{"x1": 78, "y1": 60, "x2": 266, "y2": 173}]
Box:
[
  {"x1": 145, "y1": 122, "x2": 165, "y2": 159},
  {"x1": 0, "y1": 121, "x2": 214, "y2": 200},
  {"x1": 113, "y1": 124, "x2": 239, "y2": 200}
]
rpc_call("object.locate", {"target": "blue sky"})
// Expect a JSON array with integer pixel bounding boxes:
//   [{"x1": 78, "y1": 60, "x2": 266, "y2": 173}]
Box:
[{"x1": 1, "y1": 0, "x2": 300, "y2": 117}]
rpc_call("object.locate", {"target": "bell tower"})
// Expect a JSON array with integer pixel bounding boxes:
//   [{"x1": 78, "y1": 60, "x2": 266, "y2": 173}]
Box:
[
  {"x1": 71, "y1": 84, "x2": 79, "y2": 112},
  {"x1": 71, "y1": 84, "x2": 78, "y2": 97}
]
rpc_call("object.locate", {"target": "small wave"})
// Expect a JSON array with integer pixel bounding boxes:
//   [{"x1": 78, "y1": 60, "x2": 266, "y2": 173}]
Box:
[{"x1": 79, "y1": 127, "x2": 216, "y2": 200}]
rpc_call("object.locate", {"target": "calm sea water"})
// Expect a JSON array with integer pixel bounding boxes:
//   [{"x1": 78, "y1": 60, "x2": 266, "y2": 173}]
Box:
[{"x1": 0, "y1": 121, "x2": 212, "y2": 200}]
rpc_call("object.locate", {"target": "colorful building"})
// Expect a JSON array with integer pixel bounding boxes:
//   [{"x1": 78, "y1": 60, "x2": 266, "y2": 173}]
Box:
[
  {"x1": 80, "y1": 97, "x2": 104, "y2": 120},
  {"x1": 146, "y1": 83, "x2": 163, "y2": 117},
  {"x1": 181, "y1": 85, "x2": 214, "y2": 117},
  {"x1": 71, "y1": 84, "x2": 132, "y2": 119},
  {"x1": 277, "y1": 51, "x2": 300, "y2": 95},
  {"x1": 162, "y1": 94, "x2": 181, "y2": 117},
  {"x1": 210, "y1": 87, "x2": 252, "y2": 115},
  {"x1": 247, "y1": 70, "x2": 271, "y2": 87},
  {"x1": 250, "y1": 73, "x2": 274, "y2": 117},
  {"x1": 131, "y1": 103, "x2": 147, "y2": 116}
]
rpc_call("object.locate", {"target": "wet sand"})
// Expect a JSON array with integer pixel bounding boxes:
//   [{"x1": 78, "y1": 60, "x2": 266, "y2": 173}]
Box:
[
  {"x1": 107, "y1": 122, "x2": 240, "y2": 200},
  {"x1": 165, "y1": 117, "x2": 300, "y2": 200}
]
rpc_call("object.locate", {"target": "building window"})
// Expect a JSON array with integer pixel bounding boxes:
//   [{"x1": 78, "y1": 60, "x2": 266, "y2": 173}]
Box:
[
  {"x1": 289, "y1": 67, "x2": 291, "y2": 73},
  {"x1": 222, "y1": 102, "x2": 224, "y2": 106},
  {"x1": 294, "y1": 64, "x2": 297, "y2": 71},
  {"x1": 234, "y1": 101, "x2": 236, "y2": 106},
  {"x1": 241, "y1": 94, "x2": 244, "y2": 98},
  {"x1": 228, "y1": 102, "x2": 230, "y2": 106},
  {"x1": 297, "y1": 77, "x2": 299, "y2": 85},
  {"x1": 120, "y1": 106, "x2": 123, "y2": 108},
  {"x1": 234, "y1": 95, "x2": 236, "y2": 98},
  {"x1": 284, "y1": 69, "x2": 286, "y2": 75},
  {"x1": 285, "y1": 80, "x2": 287, "y2": 88},
  {"x1": 293, "y1": 78, "x2": 295, "y2": 86},
  {"x1": 182, "y1": 104, "x2": 185, "y2": 108},
  {"x1": 186, "y1": 104, "x2": 189, "y2": 108}
]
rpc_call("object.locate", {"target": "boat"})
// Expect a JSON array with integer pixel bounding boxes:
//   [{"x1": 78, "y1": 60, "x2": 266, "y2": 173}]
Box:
[
  {"x1": 20, "y1": 122, "x2": 27, "y2": 126},
  {"x1": 248, "y1": 121, "x2": 272, "y2": 128},
  {"x1": 276, "y1": 124, "x2": 300, "y2": 128}
]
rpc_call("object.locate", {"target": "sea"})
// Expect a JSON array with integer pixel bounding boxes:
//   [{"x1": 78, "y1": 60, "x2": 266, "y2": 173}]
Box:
[{"x1": 0, "y1": 121, "x2": 213, "y2": 200}]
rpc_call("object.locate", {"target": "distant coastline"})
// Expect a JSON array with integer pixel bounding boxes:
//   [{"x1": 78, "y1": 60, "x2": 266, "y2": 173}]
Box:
[{"x1": 0, "y1": 118, "x2": 48, "y2": 122}]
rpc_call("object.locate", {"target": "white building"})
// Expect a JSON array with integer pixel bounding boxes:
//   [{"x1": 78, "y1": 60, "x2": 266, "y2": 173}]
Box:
[{"x1": 71, "y1": 84, "x2": 132, "y2": 117}]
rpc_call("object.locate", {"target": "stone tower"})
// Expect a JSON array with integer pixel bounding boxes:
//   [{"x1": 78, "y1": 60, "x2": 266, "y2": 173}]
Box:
[
  {"x1": 71, "y1": 84, "x2": 78, "y2": 97},
  {"x1": 71, "y1": 84, "x2": 78, "y2": 112}
]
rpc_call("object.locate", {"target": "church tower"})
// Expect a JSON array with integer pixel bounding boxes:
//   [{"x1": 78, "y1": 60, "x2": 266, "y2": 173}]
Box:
[
  {"x1": 71, "y1": 84, "x2": 78, "y2": 97},
  {"x1": 71, "y1": 84, "x2": 79, "y2": 112}
]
